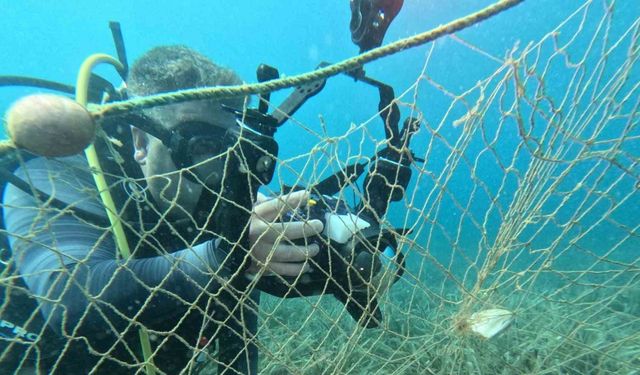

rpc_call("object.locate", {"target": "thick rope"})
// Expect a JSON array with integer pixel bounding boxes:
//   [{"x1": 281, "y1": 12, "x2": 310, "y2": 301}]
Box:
[{"x1": 92, "y1": 0, "x2": 525, "y2": 119}]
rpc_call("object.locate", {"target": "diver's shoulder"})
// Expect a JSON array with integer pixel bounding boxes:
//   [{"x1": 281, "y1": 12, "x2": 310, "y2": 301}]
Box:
[
  {"x1": 18, "y1": 154, "x2": 90, "y2": 173},
  {"x1": 15, "y1": 155, "x2": 94, "y2": 184},
  {"x1": 10, "y1": 155, "x2": 104, "y2": 213}
]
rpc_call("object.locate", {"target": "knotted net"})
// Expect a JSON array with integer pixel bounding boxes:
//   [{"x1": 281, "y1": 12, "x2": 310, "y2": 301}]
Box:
[{"x1": 1, "y1": 1, "x2": 638, "y2": 374}]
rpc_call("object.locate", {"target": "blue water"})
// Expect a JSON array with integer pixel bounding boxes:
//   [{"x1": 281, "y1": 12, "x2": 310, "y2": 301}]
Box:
[
  {"x1": 1, "y1": 0, "x2": 638, "y2": 276},
  {"x1": 3, "y1": 0, "x2": 621, "y2": 140}
]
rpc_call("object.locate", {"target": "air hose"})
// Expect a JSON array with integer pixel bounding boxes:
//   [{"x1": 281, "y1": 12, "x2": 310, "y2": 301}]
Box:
[{"x1": 75, "y1": 54, "x2": 157, "y2": 375}]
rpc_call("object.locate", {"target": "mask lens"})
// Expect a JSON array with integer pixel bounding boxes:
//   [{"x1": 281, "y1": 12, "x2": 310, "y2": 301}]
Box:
[
  {"x1": 172, "y1": 121, "x2": 228, "y2": 167},
  {"x1": 189, "y1": 137, "x2": 224, "y2": 160}
]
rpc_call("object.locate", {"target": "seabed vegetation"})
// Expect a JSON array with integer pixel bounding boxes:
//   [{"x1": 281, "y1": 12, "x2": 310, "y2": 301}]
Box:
[{"x1": 253, "y1": 276, "x2": 640, "y2": 374}]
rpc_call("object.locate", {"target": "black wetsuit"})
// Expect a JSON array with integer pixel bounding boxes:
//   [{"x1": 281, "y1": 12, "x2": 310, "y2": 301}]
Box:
[{"x1": 2, "y1": 155, "x2": 258, "y2": 374}]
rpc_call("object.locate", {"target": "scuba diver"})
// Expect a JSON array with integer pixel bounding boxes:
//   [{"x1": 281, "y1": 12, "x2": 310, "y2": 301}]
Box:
[
  {"x1": 0, "y1": 5, "x2": 412, "y2": 373},
  {"x1": 0, "y1": 45, "x2": 323, "y2": 374}
]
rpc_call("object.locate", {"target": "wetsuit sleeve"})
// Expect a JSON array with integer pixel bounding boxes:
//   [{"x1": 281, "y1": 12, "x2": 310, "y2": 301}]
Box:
[{"x1": 2, "y1": 156, "x2": 227, "y2": 334}]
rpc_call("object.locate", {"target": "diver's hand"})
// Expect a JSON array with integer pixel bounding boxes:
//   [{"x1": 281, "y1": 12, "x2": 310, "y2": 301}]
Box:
[{"x1": 247, "y1": 190, "x2": 324, "y2": 277}]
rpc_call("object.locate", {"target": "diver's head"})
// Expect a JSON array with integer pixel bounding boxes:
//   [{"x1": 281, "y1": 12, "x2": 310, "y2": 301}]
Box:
[{"x1": 128, "y1": 45, "x2": 246, "y2": 217}]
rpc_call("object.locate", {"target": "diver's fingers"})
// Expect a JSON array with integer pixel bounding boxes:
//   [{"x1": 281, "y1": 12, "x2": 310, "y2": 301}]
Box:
[
  {"x1": 265, "y1": 261, "x2": 312, "y2": 277},
  {"x1": 253, "y1": 190, "x2": 310, "y2": 222},
  {"x1": 281, "y1": 220, "x2": 324, "y2": 240},
  {"x1": 259, "y1": 219, "x2": 323, "y2": 242},
  {"x1": 267, "y1": 243, "x2": 320, "y2": 263}
]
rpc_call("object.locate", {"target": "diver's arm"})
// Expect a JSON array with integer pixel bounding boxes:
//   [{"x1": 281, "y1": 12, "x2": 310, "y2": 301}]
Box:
[{"x1": 2, "y1": 157, "x2": 225, "y2": 334}]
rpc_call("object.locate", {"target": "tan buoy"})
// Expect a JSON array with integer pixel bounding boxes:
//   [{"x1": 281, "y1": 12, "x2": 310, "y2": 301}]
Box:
[{"x1": 5, "y1": 94, "x2": 96, "y2": 157}]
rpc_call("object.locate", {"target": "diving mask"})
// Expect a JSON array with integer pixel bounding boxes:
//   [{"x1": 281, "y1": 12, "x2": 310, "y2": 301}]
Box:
[{"x1": 125, "y1": 113, "x2": 278, "y2": 186}]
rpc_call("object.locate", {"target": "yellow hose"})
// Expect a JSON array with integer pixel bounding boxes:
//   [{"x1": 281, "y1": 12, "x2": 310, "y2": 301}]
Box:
[{"x1": 75, "y1": 53, "x2": 157, "y2": 375}]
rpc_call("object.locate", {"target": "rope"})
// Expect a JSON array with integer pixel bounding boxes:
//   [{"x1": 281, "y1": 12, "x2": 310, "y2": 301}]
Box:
[{"x1": 92, "y1": 0, "x2": 526, "y2": 119}]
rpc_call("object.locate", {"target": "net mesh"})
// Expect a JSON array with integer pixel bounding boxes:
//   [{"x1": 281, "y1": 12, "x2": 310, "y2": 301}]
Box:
[{"x1": 1, "y1": 1, "x2": 639, "y2": 374}]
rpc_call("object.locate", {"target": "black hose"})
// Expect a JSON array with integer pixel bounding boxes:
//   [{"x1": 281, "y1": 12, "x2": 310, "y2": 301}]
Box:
[
  {"x1": 0, "y1": 76, "x2": 75, "y2": 94},
  {"x1": 109, "y1": 21, "x2": 129, "y2": 80}
]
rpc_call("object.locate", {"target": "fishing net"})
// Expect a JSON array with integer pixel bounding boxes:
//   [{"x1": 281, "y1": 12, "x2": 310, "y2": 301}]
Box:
[{"x1": 1, "y1": 0, "x2": 638, "y2": 374}]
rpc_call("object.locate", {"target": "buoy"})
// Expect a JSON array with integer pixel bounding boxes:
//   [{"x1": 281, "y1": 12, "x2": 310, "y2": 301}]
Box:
[{"x1": 5, "y1": 94, "x2": 96, "y2": 157}]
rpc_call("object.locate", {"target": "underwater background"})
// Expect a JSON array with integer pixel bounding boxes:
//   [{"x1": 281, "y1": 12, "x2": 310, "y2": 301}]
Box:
[
  {"x1": 1, "y1": 1, "x2": 639, "y2": 373},
  {"x1": 4, "y1": 0, "x2": 633, "y2": 142}
]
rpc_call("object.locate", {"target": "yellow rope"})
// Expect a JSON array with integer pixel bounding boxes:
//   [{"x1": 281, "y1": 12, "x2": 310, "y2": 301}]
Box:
[
  {"x1": 92, "y1": 0, "x2": 525, "y2": 119},
  {"x1": 76, "y1": 54, "x2": 157, "y2": 375}
]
